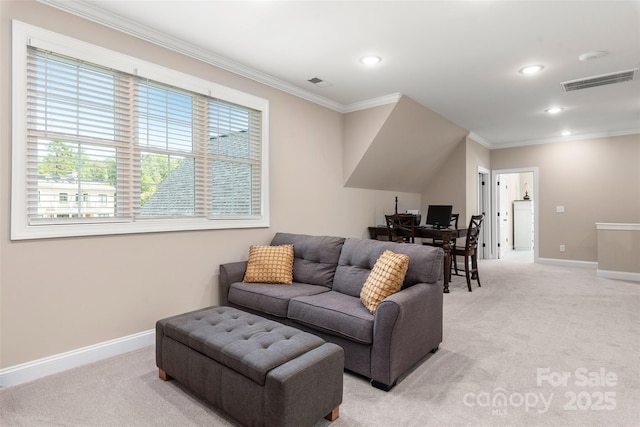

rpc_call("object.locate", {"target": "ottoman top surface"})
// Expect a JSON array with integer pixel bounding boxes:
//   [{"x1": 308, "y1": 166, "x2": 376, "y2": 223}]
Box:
[{"x1": 158, "y1": 306, "x2": 325, "y2": 385}]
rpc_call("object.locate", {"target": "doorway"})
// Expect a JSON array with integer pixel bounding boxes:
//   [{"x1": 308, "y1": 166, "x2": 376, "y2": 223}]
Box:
[
  {"x1": 477, "y1": 167, "x2": 490, "y2": 259},
  {"x1": 491, "y1": 167, "x2": 539, "y2": 262}
]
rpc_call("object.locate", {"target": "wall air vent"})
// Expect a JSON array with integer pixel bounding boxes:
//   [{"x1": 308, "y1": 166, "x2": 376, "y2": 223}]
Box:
[{"x1": 561, "y1": 68, "x2": 638, "y2": 92}]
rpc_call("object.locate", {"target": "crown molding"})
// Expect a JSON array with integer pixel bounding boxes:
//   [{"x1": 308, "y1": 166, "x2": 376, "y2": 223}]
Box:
[
  {"x1": 467, "y1": 132, "x2": 494, "y2": 149},
  {"x1": 34, "y1": 1, "x2": 640, "y2": 145},
  {"x1": 36, "y1": 0, "x2": 345, "y2": 112},
  {"x1": 342, "y1": 93, "x2": 403, "y2": 113},
  {"x1": 489, "y1": 128, "x2": 640, "y2": 149}
]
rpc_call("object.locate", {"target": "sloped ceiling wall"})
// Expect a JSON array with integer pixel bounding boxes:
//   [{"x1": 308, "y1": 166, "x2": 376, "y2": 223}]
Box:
[{"x1": 343, "y1": 95, "x2": 469, "y2": 193}]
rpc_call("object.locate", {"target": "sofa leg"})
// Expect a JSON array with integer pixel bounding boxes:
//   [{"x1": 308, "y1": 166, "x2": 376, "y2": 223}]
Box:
[
  {"x1": 430, "y1": 345, "x2": 440, "y2": 353},
  {"x1": 158, "y1": 369, "x2": 171, "y2": 381},
  {"x1": 370, "y1": 379, "x2": 395, "y2": 391},
  {"x1": 325, "y1": 406, "x2": 340, "y2": 421}
]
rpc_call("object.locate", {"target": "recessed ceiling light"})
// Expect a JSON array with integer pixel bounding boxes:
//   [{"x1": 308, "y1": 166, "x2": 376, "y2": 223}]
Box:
[
  {"x1": 360, "y1": 56, "x2": 381, "y2": 65},
  {"x1": 578, "y1": 51, "x2": 607, "y2": 62},
  {"x1": 520, "y1": 65, "x2": 544, "y2": 74},
  {"x1": 545, "y1": 106, "x2": 564, "y2": 114},
  {"x1": 561, "y1": 130, "x2": 572, "y2": 136}
]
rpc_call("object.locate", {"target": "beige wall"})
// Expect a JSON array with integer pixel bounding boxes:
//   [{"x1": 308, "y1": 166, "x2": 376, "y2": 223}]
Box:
[
  {"x1": 420, "y1": 139, "x2": 466, "y2": 221},
  {"x1": 465, "y1": 136, "x2": 491, "y2": 222},
  {"x1": 0, "y1": 1, "x2": 418, "y2": 367},
  {"x1": 420, "y1": 136, "x2": 490, "y2": 236},
  {"x1": 344, "y1": 96, "x2": 468, "y2": 193},
  {"x1": 3, "y1": 0, "x2": 639, "y2": 370},
  {"x1": 342, "y1": 103, "x2": 395, "y2": 182},
  {"x1": 597, "y1": 227, "x2": 640, "y2": 274},
  {"x1": 491, "y1": 134, "x2": 640, "y2": 261}
]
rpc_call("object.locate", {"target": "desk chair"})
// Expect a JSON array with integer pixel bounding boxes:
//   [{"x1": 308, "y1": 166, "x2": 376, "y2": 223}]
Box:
[
  {"x1": 385, "y1": 214, "x2": 416, "y2": 243},
  {"x1": 424, "y1": 213, "x2": 460, "y2": 270},
  {"x1": 452, "y1": 214, "x2": 484, "y2": 292},
  {"x1": 424, "y1": 213, "x2": 459, "y2": 244}
]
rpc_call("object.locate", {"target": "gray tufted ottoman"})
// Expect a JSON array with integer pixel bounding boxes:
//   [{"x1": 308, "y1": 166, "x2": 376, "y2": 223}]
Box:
[{"x1": 156, "y1": 306, "x2": 344, "y2": 426}]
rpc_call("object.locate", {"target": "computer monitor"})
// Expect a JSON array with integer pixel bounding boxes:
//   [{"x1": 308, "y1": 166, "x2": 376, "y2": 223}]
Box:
[{"x1": 425, "y1": 205, "x2": 453, "y2": 229}]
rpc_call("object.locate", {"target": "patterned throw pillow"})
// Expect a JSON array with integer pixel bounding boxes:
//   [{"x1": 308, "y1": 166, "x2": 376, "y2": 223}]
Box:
[
  {"x1": 360, "y1": 250, "x2": 409, "y2": 314},
  {"x1": 243, "y1": 244, "x2": 294, "y2": 284}
]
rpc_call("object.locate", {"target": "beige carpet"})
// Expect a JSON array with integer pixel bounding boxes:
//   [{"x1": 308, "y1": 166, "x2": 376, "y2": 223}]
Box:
[{"x1": 2, "y1": 256, "x2": 639, "y2": 426}]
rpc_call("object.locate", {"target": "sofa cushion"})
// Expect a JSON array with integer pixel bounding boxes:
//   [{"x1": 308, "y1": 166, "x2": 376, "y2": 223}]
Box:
[
  {"x1": 243, "y1": 244, "x2": 294, "y2": 284},
  {"x1": 288, "y1": 291, "x2": 374, "y2": 344},
  {"x1": 360, "y1": 250, "x2": 409, "y2": 314},
  {"x1": 333, "y1": 238, "x2": 444, "y2": 297},
  {"x1": 271, "y1": 233, "x2": 345, "y2": 288},
  {"x1": 229, "y1": 282, "x2": 330, "y2": 318}
]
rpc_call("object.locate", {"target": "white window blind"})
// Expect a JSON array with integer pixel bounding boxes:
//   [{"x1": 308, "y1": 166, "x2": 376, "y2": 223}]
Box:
[
  {"x1": 209, "y1": 100, "x2": 262, "y2": 217},
  {"x1": 27, "y1": 48, "x2": 134, "y2": 224},
  {"x1": 12, "y1": 21, "x2": 269, "y2": 239}
]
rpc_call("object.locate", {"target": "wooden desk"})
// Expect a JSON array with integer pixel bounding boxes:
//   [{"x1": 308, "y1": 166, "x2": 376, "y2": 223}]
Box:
[{"x1": 368, "y1": 226, "x2": 468, "y2": 293}]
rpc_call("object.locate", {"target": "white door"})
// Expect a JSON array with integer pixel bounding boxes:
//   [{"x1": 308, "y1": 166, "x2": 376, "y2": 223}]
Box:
[{"x1": 497, "y1": 175, "x2": 510, "y2": 259}]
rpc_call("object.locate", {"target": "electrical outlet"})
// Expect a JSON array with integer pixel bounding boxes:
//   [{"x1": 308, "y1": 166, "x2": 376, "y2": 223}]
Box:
[
  {"x1": 560, "y1": 244, "x2": 566, "y2": 252},
  {"x1": 556, "y1": 206, "x2": 565, "y2": 213}
]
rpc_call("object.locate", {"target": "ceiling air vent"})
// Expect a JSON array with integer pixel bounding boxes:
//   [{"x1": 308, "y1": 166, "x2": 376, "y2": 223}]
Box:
[
  {"x1": 307, "y1": 77, "x2": 332, "y2": 88},
  {"x1": 561, "y1": 68, "x2": 638, "y2": 92}
]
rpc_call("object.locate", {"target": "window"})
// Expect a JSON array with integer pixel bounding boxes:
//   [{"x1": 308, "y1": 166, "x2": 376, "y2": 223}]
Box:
[{"x1": 11, "y1": 21, "x2": 269, "y2": 240}]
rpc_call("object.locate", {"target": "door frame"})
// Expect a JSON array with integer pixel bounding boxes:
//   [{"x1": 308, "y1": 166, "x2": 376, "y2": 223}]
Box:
[
  {"x1": 477, "y1": 166, "x2": 491, "y2": 259},
  {"x1": 491, "y1": 167, "x2": 539, "y2": 261}
]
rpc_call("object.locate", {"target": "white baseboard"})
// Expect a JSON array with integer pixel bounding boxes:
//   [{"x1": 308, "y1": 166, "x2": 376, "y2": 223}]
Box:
[
  {"x1": 537, "y1": 257, "x2": 598, "y2": 269},
  {"x1": 0, "y1": 329, "x2": 155, "y2": 388},
  {"x1": 597, "y1": 269, "x2": 640, "y2": 283}
]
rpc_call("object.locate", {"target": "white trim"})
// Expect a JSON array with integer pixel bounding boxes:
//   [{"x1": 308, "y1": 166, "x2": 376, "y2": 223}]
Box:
[
  {"x1": 11, "y1": 21, "x2": 270, "y2": 240},
  {"x1": 477, "y1": 166, "x2": 491, "y2": 259},
  {"x1": 596, "y1": 223, "x2": 640, "y2": 231},
  {"x1": 36, "y1": 0, "x2": 640, "y2": 148},
  {"x1": 0, "y1": 330, "x2": 155, "y2": 387},
  {"x1": 35, "y1": 0, "x2": 400, "y2": 115},
  {"x1": 538, "y1": 257, "x2": 598, "y2": 269},
  {"x1": 597, "y1": 269, "x2": 640, "y2": 283},
  {"x1": 36, "y1": 0, "x2": 345, "y2": 113},
  {"x1": 468, "y1": 132, "x2": 493, "y2": 149},
  {"x1": 488, "y1": 128, "x2": 640, "y2": 149},
  {"x1": 342, "y1": 93, "x2": 403, "y2": 113}
]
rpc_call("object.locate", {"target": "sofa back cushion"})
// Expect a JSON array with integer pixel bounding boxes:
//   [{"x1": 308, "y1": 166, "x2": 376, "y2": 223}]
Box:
[
  {"x1": 333, "y1": 238, "x2": 444, "y2": 297},
  {"x1": 270, "y1": 233, "x2": 346, "y2": 288}
]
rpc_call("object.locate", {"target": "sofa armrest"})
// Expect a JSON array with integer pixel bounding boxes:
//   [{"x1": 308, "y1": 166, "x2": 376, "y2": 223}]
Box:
[
  {"x1": 219, "y1": 261, "x2": 248, "y2": 306},
  {"x1": 370, "y1": 281, "x2": 443, "y2": 389}
]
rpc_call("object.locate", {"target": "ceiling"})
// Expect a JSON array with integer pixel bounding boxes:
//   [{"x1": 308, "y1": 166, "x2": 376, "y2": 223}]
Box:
[{"x1": 42, "y1": 0, "x2": 640, "y2": 148}]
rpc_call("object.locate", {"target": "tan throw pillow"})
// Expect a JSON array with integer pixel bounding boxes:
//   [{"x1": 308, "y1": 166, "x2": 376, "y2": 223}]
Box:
[
  {"x1": 360, "y1": 250, "x2": 409, "y2": 314},
  {"x1": 243, "y1": 244, "x2": 294, "y2": 284}
]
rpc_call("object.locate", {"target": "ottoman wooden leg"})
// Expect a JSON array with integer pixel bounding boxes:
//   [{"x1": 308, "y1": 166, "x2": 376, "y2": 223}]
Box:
[
  {"x1": 325, "y1": 406, "x2": 339, "y2": 421},
  {"x1": 158, "y1": 369, "x2": 171, "y2": 381}
]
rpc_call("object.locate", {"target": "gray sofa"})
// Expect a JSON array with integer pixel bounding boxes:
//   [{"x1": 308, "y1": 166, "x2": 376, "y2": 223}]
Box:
[{"x1": 219, "y1": 232, "x2": 444, "y2": 390}]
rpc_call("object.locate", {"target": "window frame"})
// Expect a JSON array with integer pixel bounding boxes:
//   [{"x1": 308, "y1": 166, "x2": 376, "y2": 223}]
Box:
[{"x1": 11, "y1": 21, "x2": 270, "y2": 240}]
